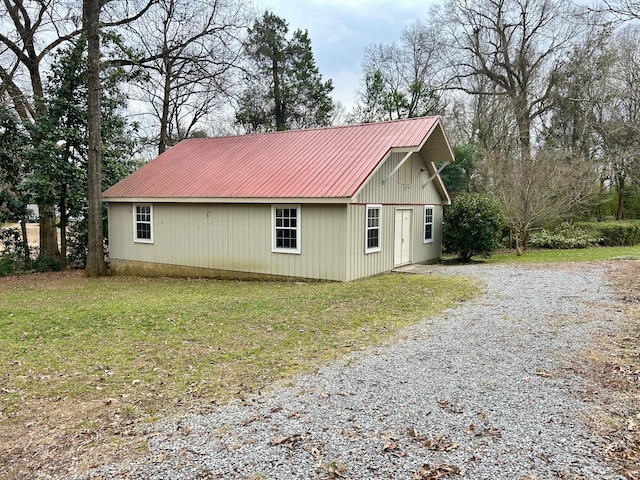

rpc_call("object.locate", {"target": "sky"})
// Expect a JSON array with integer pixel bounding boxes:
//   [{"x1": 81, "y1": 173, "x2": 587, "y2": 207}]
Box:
[{"x1": 259, "y1": 0, "x2": 438, "y2": 113}]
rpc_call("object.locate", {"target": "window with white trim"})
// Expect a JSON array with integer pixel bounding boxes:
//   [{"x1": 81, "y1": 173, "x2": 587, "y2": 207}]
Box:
[
  {"x1": 365, "y1": 205, "x2": 381, "y2": 253},
  {"x1": 134, "y1": 204, "x2": 153, "y2": 243},
  {"x1": 272, "y1": 205, "x2": 300, "y2": 253},
  {"x1": 424, "y1": 206, "x2": 434, "y2": 243}
]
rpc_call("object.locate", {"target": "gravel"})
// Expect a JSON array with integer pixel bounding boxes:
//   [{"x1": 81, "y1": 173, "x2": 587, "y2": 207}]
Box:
[{"x1": 75, "y1": 263, "x2": 625, "y2": 480}]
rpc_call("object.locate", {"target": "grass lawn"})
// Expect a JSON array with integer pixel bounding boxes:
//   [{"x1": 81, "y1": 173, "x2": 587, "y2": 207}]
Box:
[
  {"x1": 2, "y1": 245, "x2": 638, "y2": 478},
  {"x1": 0, "y1": 270, "x2": 478, "y2": 478},
  {"x1": 447, "y1": 245, "x2": 640, "y2": 264}
]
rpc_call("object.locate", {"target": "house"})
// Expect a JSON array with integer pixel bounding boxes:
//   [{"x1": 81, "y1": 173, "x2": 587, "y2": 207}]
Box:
[{"x1": 102, "y1": 116, "x2": 454, "y2": 281}]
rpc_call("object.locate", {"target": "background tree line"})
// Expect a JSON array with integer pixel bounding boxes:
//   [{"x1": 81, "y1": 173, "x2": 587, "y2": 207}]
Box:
[
  {"x1": 1, "y1": 0, "x2": 639, "y2": 274},
  {"x1": 350, "y1": 0, "x2": 640, "y2": 250}
]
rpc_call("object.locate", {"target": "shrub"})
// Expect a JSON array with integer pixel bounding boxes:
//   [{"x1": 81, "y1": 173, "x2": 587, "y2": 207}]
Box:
[
  {"x1": 529, "y1": 223, "x2": 595, "y2": 249},
  {"x1": 444, "y1": 192, "x2": 503, "y2": 262},
  {"x1": 576, "y1": 220, "x2": 640, "y2": 246},
  {"x1": 0, "y1": 227, "x2": 28, "y2": 276},
  {"x1": 0, "y1": 256, "x2": 17, "y2": 276},
  {"x1": 32, "y1": 254, "x2": 60, "y2": 272},
  {"x1": 67, "y1": 218, "x2": 88, "y2": 268}
]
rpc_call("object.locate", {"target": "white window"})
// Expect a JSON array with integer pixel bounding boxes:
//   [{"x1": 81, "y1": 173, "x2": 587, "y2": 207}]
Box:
[
  {"x1": 424, "y1": 206, "x2": 434, "y2": 243},
  {"x1": 133, "y1": 204, "x2": 153, "y2": 243},
  {"x1": 365, "y1": 204, "x2": 381, "y2": 253},
  {"x1": 272, "y1": 205, "x2": 300, "y2": 254}
]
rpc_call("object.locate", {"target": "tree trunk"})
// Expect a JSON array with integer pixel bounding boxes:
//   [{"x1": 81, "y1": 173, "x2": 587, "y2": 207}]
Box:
[
  {"x1": 19, "y1": 219, "x2": 30, "y2": 264},
  {"x1": 616, "y1": 174, "x2": 625, "y2": 220},
  {"x1": 514, "y1": 95, "x2": 532, "y2": 163},
  {"x1": 84, "y1": 0, "x2": 108, "y2": 277},
  {"x1": 272, "y1": 58, "x2": 285, "y2": 131},
  {"x1": 38, "y1": 204, "x2": 59, "y2": 259},
  {"x1": 158, "y1": 56, "x2": 172, "y2": 155},
  {"x1": 59, "y1": 188, "x2": 67, "y2": 270}
]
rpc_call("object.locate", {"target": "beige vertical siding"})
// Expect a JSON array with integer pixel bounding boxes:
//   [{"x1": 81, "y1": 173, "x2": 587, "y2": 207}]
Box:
[
  {"x1": 344, "y1": 151, "x2": 446, "y2": 281},
  {"x1": 353, "y1": 152, "x2": 444, "y2": 206},
  {"x1": 108, "y1": 202, "x2": 348, "y2": 281},
  {"x1": 345, "y1": 203, "x2": 443, "y2": 281}
]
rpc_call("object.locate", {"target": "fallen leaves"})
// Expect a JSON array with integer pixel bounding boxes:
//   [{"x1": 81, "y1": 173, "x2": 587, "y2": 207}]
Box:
[
  {"x1": 437, "y1": 399, "x2": 464, "y2": 414},
  {"x1": 413, "y1": 463, "x2": 461, "y2": 479},
  {"x1": 270, "y1": 433, "x2": 302, "y2": 447},
  {"x1": 422, "y1": 435, "x2": 459, "y2": 452},
  {"x1": 318, "y1": 460, "x2": 348, "y2": 479},
  {"x1": 382, "y1": 440, "x2": 400, "y2": 452},
  {"x1": 579, "y1": 260, "x2": 640, "y2": 480},
  {"x1": 535, "y1": 369, "x2": 553, "y2": 378},
  {"x1": 408, "y1": 428, "x2": 459, "y2": 452},
  {"x1": 462, "y1": 423, "x2": 502, "y2": 439}
]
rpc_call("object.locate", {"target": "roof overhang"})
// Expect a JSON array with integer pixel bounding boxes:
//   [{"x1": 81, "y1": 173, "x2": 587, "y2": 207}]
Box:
[
  {"x1": 351, "y1": 117, "x2": 454, "y2": 204},
  {"x1": 103, "y1": 196, "x2": 352, "y2": 204}
]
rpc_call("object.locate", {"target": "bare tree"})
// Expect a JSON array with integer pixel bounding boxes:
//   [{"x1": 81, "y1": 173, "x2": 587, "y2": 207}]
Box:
[
  {"x1": 601, "y1": 0, "x2": 640, "y2": 21},
  {"x1": 84, "y1": 0, "x2": 106, "y2": 276},
  {"x1": 353, "y1": 20, "x2": 445, "y2": 122},
  {"x1": 441, "y1": 0, "x2": 580, "y2": 162},
  {"x1": 125, "y1": 0, "x2": 249, "y2": 154},
  {"x1": 439, "y1": 0, "x2": 601, "y2": 248},
  {"x1": 487, "y1": 149, "x2": 597, "y2": 251},
  {"x1": 592, "y1": 26, "x2": 640, "y2": 219}
]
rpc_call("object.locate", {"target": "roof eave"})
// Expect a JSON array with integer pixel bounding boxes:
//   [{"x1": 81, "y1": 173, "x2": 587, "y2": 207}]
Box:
[{"x1": 102, "y1": 196, "x2": 352, "y2": 204}]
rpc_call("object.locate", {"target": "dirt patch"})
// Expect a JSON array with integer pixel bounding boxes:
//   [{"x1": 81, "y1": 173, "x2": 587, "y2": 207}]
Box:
[
  {"x1": 0, "y1": 269, "x2": 84, "y2": 290},
  {"x1": 0, "y1": 396, "x2": 150, "y2": 479}
]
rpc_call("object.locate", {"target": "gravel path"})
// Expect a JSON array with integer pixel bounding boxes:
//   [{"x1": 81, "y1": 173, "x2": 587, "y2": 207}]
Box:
[{"x1": 77, "y1": 264, "x2": 625, "y2": 480}]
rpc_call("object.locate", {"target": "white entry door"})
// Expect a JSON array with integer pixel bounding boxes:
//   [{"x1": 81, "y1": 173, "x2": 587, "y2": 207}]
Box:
[{"x1": 394, "y1": 209, "x2": 412, "y2": 267}]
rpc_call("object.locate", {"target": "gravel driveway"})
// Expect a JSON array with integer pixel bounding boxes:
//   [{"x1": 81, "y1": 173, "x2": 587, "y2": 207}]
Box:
[{"x1": 78, "y1": 263, "x2": 625, "y2": 480}]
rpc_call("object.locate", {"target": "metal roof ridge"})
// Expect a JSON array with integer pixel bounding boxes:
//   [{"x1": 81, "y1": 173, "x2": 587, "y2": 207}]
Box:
[{"x1": 176, "y1": 116, "x2": 442, "y2": 142}]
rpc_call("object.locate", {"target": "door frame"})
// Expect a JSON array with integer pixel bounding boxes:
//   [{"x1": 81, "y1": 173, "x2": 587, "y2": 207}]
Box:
[{"x1": 393, "y1": 208, "x2": 412, "y2": 267}]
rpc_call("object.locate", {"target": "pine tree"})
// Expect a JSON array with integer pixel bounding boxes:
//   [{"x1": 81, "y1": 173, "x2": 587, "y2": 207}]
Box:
[{"x1": 236, "y1": 11, "x2": 334, "y2": 132}]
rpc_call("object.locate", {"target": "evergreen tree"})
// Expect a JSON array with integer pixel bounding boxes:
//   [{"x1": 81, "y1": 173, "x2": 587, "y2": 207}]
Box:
[
  {"x1": 0, "y1": 106, "x2": 31, "y2": 262},
  {"x1": 26, "y1": 37, "x2": 138, "y2": 269},
  {"x1": 236, "y1": 11, "x2": 334, "y2": 132}
]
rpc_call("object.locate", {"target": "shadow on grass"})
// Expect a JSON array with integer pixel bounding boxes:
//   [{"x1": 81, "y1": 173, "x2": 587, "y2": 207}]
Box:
[{"x1": 439, "y1": 255, "x2": 491, "y2": 266}]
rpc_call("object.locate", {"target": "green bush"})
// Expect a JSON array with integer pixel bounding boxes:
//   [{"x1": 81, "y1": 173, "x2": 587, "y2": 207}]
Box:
[
  {"x1": 0, "y1": 227, "x2": 27, "y2": 275},
  {"x1": 67, "y1": 218, "x2": 88, "y2": 268},
  {"x1": 444, "y1": 192, "x2": 503, "y2": 262},
  {"x1": 529, "y1": 223, "x2": 595, "y2": 249},
  {"x1": 0, "y1": 256, "x2": 17, "y2": 276},
  {"x1": 576, "y1": 220, "x2": 640, "y2": 246},
  {"x1": 32, "y1": 254, "x2": 61, "y2": 272}
]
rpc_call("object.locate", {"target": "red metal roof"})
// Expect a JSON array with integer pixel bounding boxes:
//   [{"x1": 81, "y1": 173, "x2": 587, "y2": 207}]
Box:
[{"x1": 103, "y1": 116, "x2": 443, "y2": 200}]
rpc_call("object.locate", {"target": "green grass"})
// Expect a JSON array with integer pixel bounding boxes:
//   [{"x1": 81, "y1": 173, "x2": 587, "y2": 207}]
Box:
[
  {"x1": 0, "y1": 272, "x2": 478, "y2": 423},
  {"x1": 460, "y1": 245, "x2": 640, "y2": 264}
]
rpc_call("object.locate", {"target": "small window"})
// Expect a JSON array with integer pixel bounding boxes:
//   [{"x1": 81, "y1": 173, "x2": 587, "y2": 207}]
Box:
[
  {"x1": 365, "y1": 205, "x2": 381, "y2": 253},
  {"x1": 399, "y1": 158, "x2": 411, "y2": 185},
  {"x1": 424, "y1": 206, "x2": 434, "y2": 243},
  {"x1": 272, "y1": 205, "x2": 300, "y2": 254},
  {"x1": 134, "y1": 204, "x2": 153, "y2": 243}
]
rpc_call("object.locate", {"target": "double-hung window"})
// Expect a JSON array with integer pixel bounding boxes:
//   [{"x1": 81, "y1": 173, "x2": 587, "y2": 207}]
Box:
[
  {"x1": 365, "y1": 204, "x2": 381, "y2": 253},
  {"x1": 424, "y1": 205, "x2": 434, "y2": 243},
  {"x1": 272, "y1": 205, "x2": 300, "y2": 253},
  {"x1": 133, "y1": 204, "x2": 153, "y2": 243}
]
